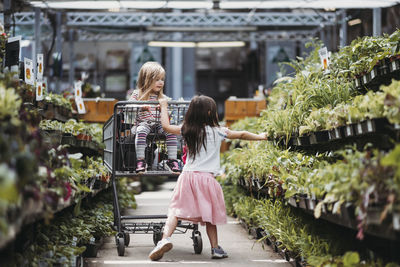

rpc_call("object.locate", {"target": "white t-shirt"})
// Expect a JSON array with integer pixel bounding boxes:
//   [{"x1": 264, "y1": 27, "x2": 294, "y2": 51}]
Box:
[{"x1": 182, "y1": 126, "x2": 228, "y2": 175}]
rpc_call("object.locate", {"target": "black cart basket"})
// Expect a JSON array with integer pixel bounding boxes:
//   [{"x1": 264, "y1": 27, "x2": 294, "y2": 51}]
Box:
[{"x1": 103, "y1": 100, "x2": 203, "y2": 256}]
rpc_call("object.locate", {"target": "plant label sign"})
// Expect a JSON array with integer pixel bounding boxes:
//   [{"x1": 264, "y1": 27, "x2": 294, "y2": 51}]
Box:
[
  {"x1": 318, "y1": 47, "x2": 329, "y2": 71},
  {"x1": 24, "y1": 57, "x2": 35, "y2": 85},
  {"x1": 75, "y1": 97, "x2": 86, "y2": 114},
  {"x1": 42, "y1": 77, "x2": 48, "y2": 95},
  {"x1": 74, "y1": 81, "x2": 83, "y2": 99},
  {"x1": 37, "y1": 54, "x2": 44, "y2": 80},
  {"x1": 36, "y1": 79, "x2": 44, "y2": 101}
]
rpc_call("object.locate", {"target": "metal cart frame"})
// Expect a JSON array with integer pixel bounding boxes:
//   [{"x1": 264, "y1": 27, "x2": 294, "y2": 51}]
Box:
[{"x1": 103, "y1": 100, "x2": 203, "y2": 256}]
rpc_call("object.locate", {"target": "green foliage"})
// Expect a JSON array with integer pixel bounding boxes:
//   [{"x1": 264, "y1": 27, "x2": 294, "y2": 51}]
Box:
[{"x1": 0, "y1": 85, "x2": 21, "y2": 123}]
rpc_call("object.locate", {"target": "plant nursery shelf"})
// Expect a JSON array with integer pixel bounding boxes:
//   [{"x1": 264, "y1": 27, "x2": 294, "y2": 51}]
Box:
[
  {"x1": 38, "y1": 101, "x2": 74, "y2": 123},
  {"x1": 288, "y1": 196, "x2": 400, "y2": 242},
  {"x1": 355, "y1": 55, "x2": 400, "y2": 93},
  {"x1": 281, "y1": 118, "x2": 398, "y2": 152},
  {"x1": 0, "y1": 180, "x2": 109, "y2": 251}
]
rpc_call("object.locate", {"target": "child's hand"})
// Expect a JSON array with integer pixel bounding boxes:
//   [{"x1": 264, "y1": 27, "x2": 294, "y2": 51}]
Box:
[
  {"x1": 260, "y1": 132, "x2": 268, "y2": 140},
  {"x1": 142, "y1": 105, "x2": 151, "y2": 111},
  {"x1": 159, "y1": 98, "x2": 168, "y2": 109}
]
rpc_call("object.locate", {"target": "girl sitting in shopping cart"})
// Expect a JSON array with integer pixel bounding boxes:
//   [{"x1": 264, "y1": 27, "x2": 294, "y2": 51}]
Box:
[{"x1": 129, "y1": 61, "x2": 181, "y2": 173}]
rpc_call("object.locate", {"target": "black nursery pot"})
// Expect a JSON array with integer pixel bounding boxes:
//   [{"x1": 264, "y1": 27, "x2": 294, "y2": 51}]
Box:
[
  {"x1": 344, "y1": 124, "x2": 356, "y2": 137},
  {"x1": 328, "y1": 127, "x2": 343, "y2": 140},
  {"x1": 297, "y1": 135, "x2": 310, "y2": 146},
  {"x1": 310, "y1": 130, "x2": 329, "y2": 144},
  {"x1": 361, "y1": 118, "x2": 389, "y2": 134}
]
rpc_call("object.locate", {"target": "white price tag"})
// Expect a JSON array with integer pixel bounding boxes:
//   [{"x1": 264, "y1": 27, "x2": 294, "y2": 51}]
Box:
[
  {"x1": 363, "y1": 75, "x2": 368, "y2": 84},
  {"x1": 24, "y1": 57, "x2": 35, "y2": 85},
  {"x1": 370, "y1": 70, "x2": 375, "y2": 79},
  {"x1": 335, "y1": 128, "x2": 339, "y2": 138},
  {"x1": 346, "y1": 125, "x2": 351, "y2": 136},
  {"x1": 393, "y1": 213, "x2": 400, "y2": 230},
  {"x1": 357, "y1": 123, "x2": 362, "y2": 134},
  {"x1": 308, "y1": 199, "x2": 315, "y2": 210},
  {"x1": 355, "y1": 79, "x2": 359, "y2": 87},
  {"x1": 392, "y1": 61, "x2": 397, "y2": 71},
  {"x1": 367, "y1": 120, "x2": 373, "y2": 132},
  {"x1": 37, "y1": 54, "x2": 44, "y2": 80}
]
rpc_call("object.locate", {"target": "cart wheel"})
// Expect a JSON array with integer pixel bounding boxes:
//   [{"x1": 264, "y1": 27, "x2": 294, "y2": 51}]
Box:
[
  {"x1": 117, "y1": 237, "x2": 125, "y2": 256},
  {"x1": 153, "y1": 228, "x2": 163, "y2": 245},
  {"x1": 193, "y1": 232, "x2": 203, "y2": 254},
  {"x1": 124, "y1": 233, "x2": 130, "y2": 247}
]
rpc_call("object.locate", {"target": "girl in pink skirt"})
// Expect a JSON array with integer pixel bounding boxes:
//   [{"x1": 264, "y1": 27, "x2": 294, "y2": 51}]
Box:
[{"x1": 149, "y1": 95, "x2": 267, "y2": 261}]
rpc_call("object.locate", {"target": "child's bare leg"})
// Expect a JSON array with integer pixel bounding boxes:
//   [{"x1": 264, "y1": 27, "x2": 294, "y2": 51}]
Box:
[
  {"x1": 163, "y1": 215, "x2": 178, "y2": 238},
  {"x1": 205, "y1": 222, "x2": 218, "y2": 248}
]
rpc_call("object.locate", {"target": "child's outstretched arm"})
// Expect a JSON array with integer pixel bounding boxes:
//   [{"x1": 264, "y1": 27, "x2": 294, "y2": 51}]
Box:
[
  {"x1": 226, "y1": 129, "x2": 267, "y2": 140},
  {"x1": 159, "y1": 98, "x2": 182, "y2": 135}
]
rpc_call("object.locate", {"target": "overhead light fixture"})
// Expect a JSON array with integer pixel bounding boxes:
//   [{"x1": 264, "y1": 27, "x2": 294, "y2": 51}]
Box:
[
  {"x1": 167, "y1": 1, "x2": 213, "y2": 9},
  {"x1": 197, "y1": 41, "x2": 245, "y2": 48},
  {"x1": 148, "y1": 41, "x2": 196, "y2": 47},
  {"x1": 348, "y1": 18, "x2": 362, "y2": 26},
  {"x1": 30, "y1": 1, "x2": 120, "y2": 9},
  {"x1": 30, "y1": 0, "x2": 213, "y2": 10},
  {"x1": 219, "y1": 0, "x2": 400, "y2": 9},
  {"x1": 119, "y1": 1, "x2": 166, "y2": 9},
  {"x1": 148, "y1": 41, "x2": 246, "y2": 48}
]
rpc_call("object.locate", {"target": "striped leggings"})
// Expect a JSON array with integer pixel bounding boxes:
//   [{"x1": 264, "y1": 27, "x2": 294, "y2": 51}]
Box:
[{"x1": 134, "y1": 123, "x2": 178, "y2": 159}]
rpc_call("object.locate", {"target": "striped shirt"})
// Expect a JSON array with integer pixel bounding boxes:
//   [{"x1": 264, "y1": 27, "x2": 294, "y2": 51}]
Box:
[{"x1": 130, "y1": 90, "x2": 161, "y2": 123}]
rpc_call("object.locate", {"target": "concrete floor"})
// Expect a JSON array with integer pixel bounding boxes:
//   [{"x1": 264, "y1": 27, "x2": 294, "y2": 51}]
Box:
[{"x1": 84, "y1": 180, "x2": 292, "y2": 267}]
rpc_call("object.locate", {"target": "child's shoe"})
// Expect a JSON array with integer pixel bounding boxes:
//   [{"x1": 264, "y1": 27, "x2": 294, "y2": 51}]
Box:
[
  {"x1": 136, "y1": 159, "x2": 146, "y2": 173},
  {"x1": 211, "y1": 246, "x2": 228, "y2": 259},
  {"x1": 166, "y1": 159, "x2": 181, "y2": 172},
  {"x1": 148, "y1": 237, "x2": 173, "y2": 261}
]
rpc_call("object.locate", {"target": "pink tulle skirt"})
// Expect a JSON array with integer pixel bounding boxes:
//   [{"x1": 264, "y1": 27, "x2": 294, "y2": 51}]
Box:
[{"x1": 167, "y1": 171, "x2": 227, "y2": 225}]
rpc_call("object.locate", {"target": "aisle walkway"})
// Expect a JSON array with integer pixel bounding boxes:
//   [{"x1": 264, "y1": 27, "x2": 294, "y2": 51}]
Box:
[{"x1": 84, "y1": 180, "x2": 292, "y2": 267}]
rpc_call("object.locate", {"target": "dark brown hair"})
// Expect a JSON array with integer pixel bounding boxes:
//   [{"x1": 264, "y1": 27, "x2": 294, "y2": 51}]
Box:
[{"x1": 181, "y1": 95, "x2": 220, "y2": 160}]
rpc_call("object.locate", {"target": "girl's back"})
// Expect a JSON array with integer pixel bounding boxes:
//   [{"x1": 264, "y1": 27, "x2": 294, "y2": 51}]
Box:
[{"x1": 183, "y1": 125, "x2": 227, "y2": 175}]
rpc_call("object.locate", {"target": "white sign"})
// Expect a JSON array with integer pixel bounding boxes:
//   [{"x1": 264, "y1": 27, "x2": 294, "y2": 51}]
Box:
[
  {"x1": 42, "y1": 77, "x2": 48, "y2": 95},
  {"x1": 75, "y1": 97, "x2": 86, "y2": 114},
  {"x1": 37, "y1": 54, "x2": 44, "y2": 80},
  {"x1": 74, "y1": 81, "x2": 83, "y2": 99},
  {"x1": 24, "y1": 57, "x2": 34, "y2": 85},
  {"x1": 36, "y1": 79, "x2": 44, "y2": 101},
  {"x1": 318, "y1": 47, "x2": 329, "y2": 71}
]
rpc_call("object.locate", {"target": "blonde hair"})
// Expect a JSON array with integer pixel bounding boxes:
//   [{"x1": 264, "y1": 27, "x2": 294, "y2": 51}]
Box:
[{"x1": 136, "y1": 61, "x2": 166, "y2": 100}]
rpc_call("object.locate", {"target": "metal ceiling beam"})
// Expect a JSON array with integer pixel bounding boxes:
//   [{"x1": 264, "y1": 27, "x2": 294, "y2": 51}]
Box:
[
  {"x1": 33, "y1": 29, "x2": 317, "y2": 42},
  {"x1": 9, "y1": 11, "x2": 336, "y2": 27},
  {"x1": 66, "y1": 12, "x2": 336, "y2": 26}
]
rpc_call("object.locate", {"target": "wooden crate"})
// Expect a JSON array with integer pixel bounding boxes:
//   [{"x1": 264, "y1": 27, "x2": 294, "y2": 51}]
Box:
[
  {"x1": 78, "y1": 98, "x2": 119, "y2": 123},
  {"x1": 224, "y1": 97, "x2": 266, "y2": 127},
  {"x1": 222, "y1": 97, "x2": 266, "y2": 152}
]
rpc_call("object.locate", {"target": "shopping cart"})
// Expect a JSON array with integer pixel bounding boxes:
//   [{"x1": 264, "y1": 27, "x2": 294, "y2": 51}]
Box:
[{"x1": 103, "y1": 100, "x2": 203, "y2": 256}]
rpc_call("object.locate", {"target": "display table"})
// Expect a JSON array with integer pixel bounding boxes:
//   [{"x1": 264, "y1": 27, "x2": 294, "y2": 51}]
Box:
[
  {"x1": 78, "y1": 98, "x2": 119, "y2": 123},
  {"x1": 224, "y1": 96, "x2": 266, "y2": 127}
]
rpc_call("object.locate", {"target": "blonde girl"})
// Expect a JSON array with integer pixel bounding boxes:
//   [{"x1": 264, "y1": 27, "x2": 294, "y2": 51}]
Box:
[{"x1": 130, "y1": 62, "x2": 180, "y2": 173}]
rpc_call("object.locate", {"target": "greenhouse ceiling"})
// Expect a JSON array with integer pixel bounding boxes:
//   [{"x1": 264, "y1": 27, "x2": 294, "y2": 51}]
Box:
[{"x1": 27, "y1": 0, "x2": 400, "y2": 10}]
